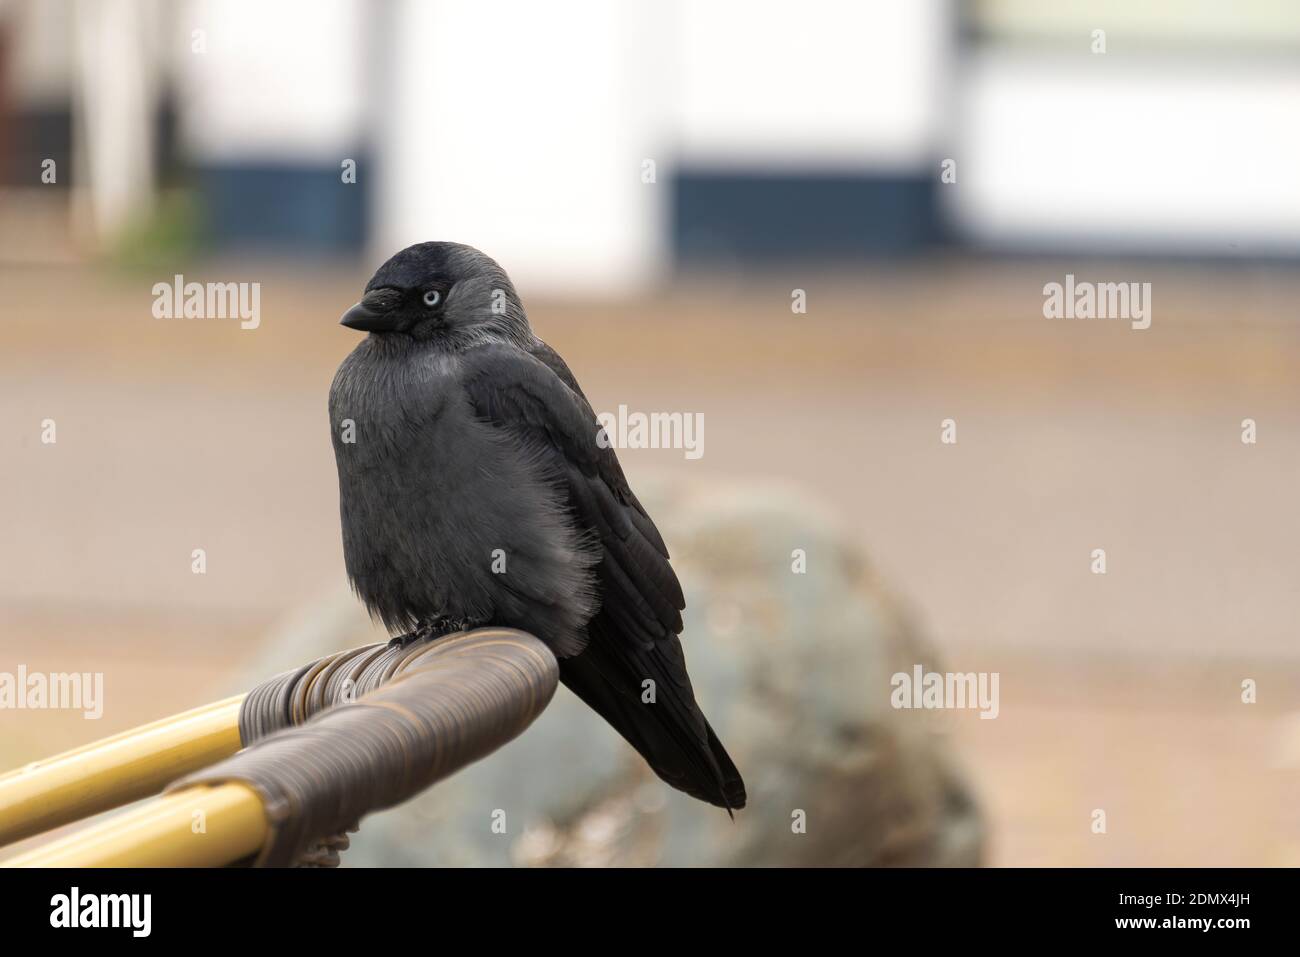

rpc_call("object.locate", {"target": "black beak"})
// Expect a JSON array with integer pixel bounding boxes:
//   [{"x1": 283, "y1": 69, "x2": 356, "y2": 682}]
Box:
[{"x1": 340, "y1": 289, "x2": 402, "y2": 332}]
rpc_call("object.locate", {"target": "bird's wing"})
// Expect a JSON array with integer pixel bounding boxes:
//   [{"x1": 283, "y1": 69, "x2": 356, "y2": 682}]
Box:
[
  {"x1": 459, "y1": 342, "x2": 685, "y2": 640},
  {"x1": 458, "y1": 342, "x2": 744, "y2": 809}
]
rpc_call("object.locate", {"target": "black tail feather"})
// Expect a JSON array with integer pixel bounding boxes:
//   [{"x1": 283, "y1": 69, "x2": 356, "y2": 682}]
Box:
[{"x1": 559, "y1": 621, "x2": 746, "y2": 811}]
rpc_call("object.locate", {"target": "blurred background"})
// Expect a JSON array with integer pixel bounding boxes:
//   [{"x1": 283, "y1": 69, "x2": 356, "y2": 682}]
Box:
[{"x1": 2, "y1": 0, "x2": 1299, "y2": 866}]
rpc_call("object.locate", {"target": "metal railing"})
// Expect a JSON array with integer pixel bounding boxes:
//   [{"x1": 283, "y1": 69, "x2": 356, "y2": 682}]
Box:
[{"x1": 0, "y1": 628, "x2": 557, "y2": 867}]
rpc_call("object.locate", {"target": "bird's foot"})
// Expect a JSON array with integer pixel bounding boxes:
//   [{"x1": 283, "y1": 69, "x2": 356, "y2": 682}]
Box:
[
  {"x1": 387, "y1": 616, "x2": 482, "y2": 650},
  {"x1": 386, "y1": 630, "x2": 421, "y2": 650}
]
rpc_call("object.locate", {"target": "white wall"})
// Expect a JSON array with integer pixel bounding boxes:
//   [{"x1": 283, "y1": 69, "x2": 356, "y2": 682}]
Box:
[
  {"x1": 375, "y1": 0, "x2": 668, "y2": 294},
  {"x1": 376, "y1": 0, "x2": 948, "y2": 292},
  {"x1": 175, "y1": 0, "x2": 368, "y2": 163},
  {"x1": 949, "y1": 54, "x2": 1300, "y2": 255},
  {"x1": 673, "y1": 0, "x2": 947, "y2": 170}
]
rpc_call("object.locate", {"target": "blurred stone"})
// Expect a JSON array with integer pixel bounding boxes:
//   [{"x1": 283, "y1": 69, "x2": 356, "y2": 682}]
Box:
[{"x1": 240, "y1": 476, "x2": 983, "y2": 866}]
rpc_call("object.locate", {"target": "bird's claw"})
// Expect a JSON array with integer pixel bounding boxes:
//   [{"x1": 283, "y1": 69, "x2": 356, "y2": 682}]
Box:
[
  {"x1": 387, "y1": 615, "x2": 480, "y2": 650},
  {"x1": 386, "y1": 630, "x2": 421, "y2": 650}
]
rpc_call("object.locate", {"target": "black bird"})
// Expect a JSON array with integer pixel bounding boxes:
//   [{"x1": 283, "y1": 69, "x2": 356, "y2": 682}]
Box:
[{"x1": 328, "y1": 241, "x2": 745, "y2": 811}]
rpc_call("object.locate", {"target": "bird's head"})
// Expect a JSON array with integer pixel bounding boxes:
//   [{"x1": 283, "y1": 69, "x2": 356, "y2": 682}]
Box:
[{"x1": 340, "y1": 242, "x2": 532, "y2": 348}]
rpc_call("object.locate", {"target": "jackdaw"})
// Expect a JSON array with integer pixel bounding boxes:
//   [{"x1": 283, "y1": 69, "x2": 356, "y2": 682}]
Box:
[{"x1": 329, "y1": 241, "x2": 745, "y2": 810}]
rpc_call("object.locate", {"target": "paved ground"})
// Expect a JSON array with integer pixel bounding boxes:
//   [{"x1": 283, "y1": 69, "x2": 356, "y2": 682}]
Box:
[{"x1": 2, "y1": 257, "x2": 1297, "y2": 865}]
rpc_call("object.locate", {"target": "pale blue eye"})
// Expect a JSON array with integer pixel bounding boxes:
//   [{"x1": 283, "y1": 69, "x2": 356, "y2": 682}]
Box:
[{"x1": 422, "y1": 289, "x2": 442, "y2": 307}]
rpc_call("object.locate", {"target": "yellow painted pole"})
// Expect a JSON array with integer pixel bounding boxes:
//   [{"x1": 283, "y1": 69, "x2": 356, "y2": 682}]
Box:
[
  {"x1": 0, "y1": 696, "x2": 244, "y2": 846},
  {"x1": 1, "y1": 783, "x2": 267, "y2": 868}
]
